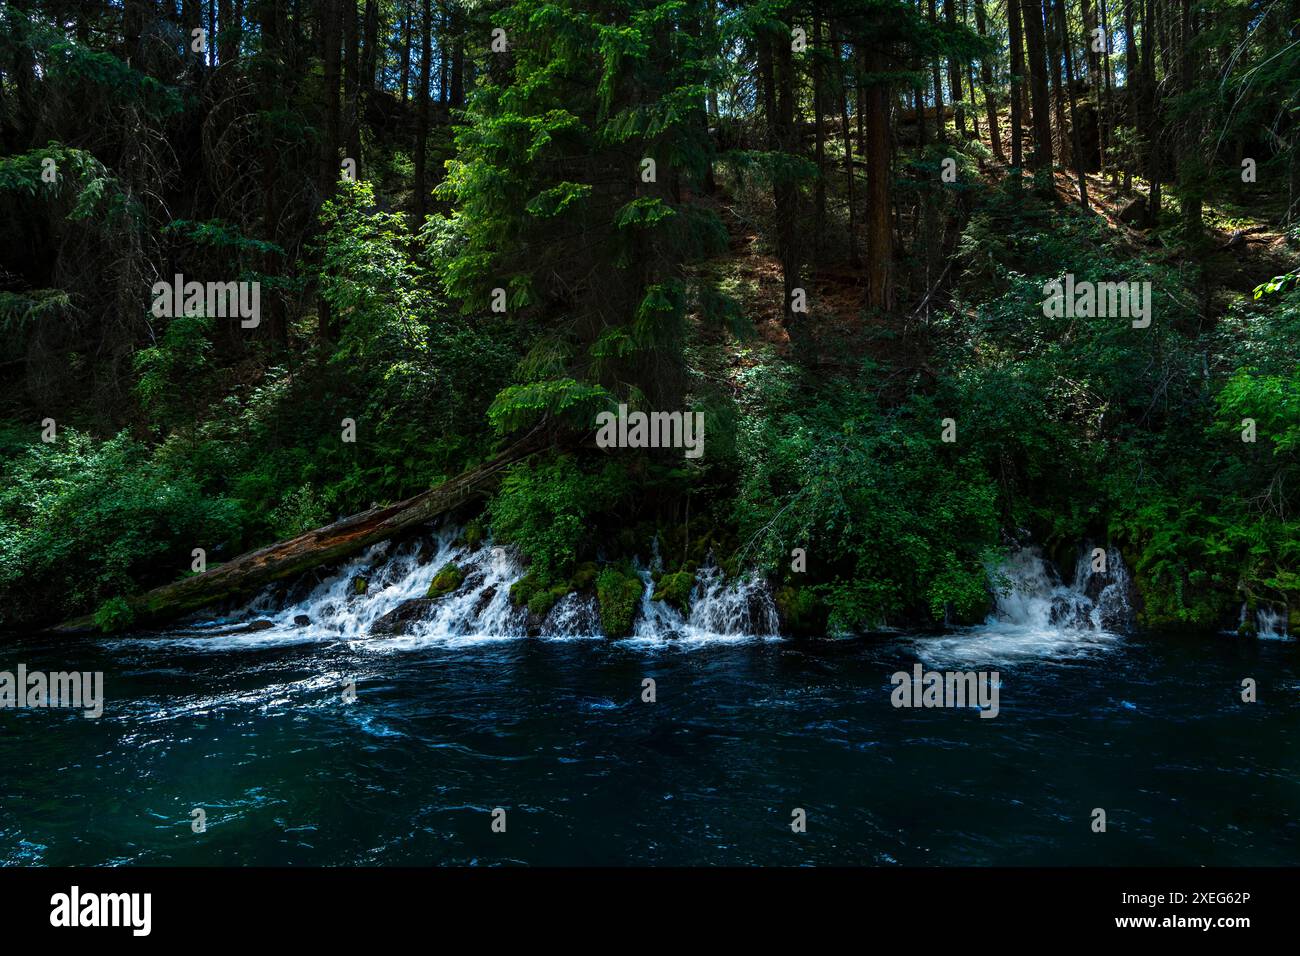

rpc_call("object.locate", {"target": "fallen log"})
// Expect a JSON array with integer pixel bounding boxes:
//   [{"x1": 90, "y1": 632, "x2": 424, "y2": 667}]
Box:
[{"x1": 51, "y1": 428, "x2": 553, "y2": 634}]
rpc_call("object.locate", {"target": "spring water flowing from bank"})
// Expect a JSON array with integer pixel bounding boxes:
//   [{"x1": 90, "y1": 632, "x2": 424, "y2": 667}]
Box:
[
  {"x1": 11, "y1": 535, "x2": 1300, "y2": 866},
  {"x1": 145, "y1": 526, "x2": 779, "y2": 649},
  {"x1": 913, "y1": 546, "x2": 1134, "y2": 665}
]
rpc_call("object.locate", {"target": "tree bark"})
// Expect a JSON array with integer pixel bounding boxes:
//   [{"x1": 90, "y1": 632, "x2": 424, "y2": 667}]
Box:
[
  {"x1": 864, "y1": 45, "x2": 892, "y2": 312},
  {"x1": 975, "y1": 0, "x2": 1003, "y2": 160},
  {"x1": 1055, "y1": 0, "x2": 1090, "y2": 210},
  {"x1": 1008, "y1": 0, "x2": 1026, "y2": 169},
  {"x1": 412, "y1": 0, "x2": 433, "y2": 228},
  {"x1": 1020, "y1": 0, "x2": 1055, "y2": 175}
]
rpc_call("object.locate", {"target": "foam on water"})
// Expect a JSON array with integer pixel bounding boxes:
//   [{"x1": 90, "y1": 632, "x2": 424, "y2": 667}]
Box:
[
  {"x1": 117, "y1": 525, "x2": 780, "y2": 651},
  {"x1": 1237, "y1": 603, "x2": 1292, "y2": 641},
  {"x1": 914, "y1": 546, "x2": 1132, "y2": 665}
]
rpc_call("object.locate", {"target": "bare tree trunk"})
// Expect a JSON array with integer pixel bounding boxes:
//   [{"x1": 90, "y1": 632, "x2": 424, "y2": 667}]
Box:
[
  {"x1": 361, "y1": 0, "x2": 379, "y2": 90},
  {"x1": 412, "y1": 0, "x2": 433, "y2": 227},
  {"x1": 975, "y1": 0, "x2": 1003, "y2": 160},
  {"x1": 318, "y1": 0, "x2": 342, "y2": 197},
  {"x1": 1008, "y1": 0, "x2": 1026, "y2": 169},
  {"x1": 1056, "y1": 0, "x2": 1090, "y2": 210},
  {"x1": 928, "y1": 0, "x2": 946, "y2": 141},
  {"x1": 400, "y1": 0, "x2": 412, "y2": 100},
  {"x1": 773, "y1": 23, "x2": 803, "y2": 326},
  {"x1": 943, "y1": 0, "x2": 967, "y2": 137},
  {"x1": 833, "y1": 20, "x2": 859, "y2": 266},
  {"x1": 864, "y1": 46, "x2": 893, "y2": 312},
  {"x1": 1021, "y1": 0, "x2": 1055, "y2": 176},
  {"x1": 813, "y1": 6, "x2": 826, "y2": 261},
  {"x1": 343, "y1": 0, "x2": 361, "y2": 172}
]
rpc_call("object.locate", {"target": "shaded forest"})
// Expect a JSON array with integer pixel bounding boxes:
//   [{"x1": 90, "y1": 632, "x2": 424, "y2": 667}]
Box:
[{"x1": 0, "y1": 0, "x2": 1298, "y2": 637}]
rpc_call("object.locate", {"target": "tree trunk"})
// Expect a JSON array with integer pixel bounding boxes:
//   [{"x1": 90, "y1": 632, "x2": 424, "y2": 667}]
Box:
[
  {"x1": 361, "y1": 0, "x2": 379, "y2": 90},
  {"x1": 943, "y1": 0, "x2": 967, "y2": 137},
  {"x1": 928, "y1": 0, "x2": 946, "y2": 141},
  {"x1": 343, "y1": 0, "x2": 362, "y2": 172},
  {"x1": 1056, "y1": 0, "x2": 1090, "y2": 210},
  {"x1": 1008, "y1": 0, "x2": 1026, "y2": 169},
  {"x1": 412, "y1": 0, "x2": 433, "y2": 227},
  {"x1": 317, "y1": 0, "x2": 343, "y2": 341},
  {"x1": 833, "y1": 20, "x2": 859, "y2": 266},
  {"x1": 400, "y1": 0, "x2": 412, "y2": 100},
  {"x1": 813, "y1": 7, "x2": 827, "y2": 261},
  {"x1": 1020, "y1": 0, "x2": 1055, "y2": 176},
  {"x1": 50, "y1": 431, "x2": 553, "y2": 634},
  {"x1": 864, "y1": 45, "x2": 892, "y2": 312},
  {"x1": 317, "y1": 0, "x2": 342, "y2": 199},
  {"x1": 975, "y1": 0, "x2": 1003, "y2": 160},
  {"x1": 773, "y1": 23, "x2": 803, "y2": 326}
]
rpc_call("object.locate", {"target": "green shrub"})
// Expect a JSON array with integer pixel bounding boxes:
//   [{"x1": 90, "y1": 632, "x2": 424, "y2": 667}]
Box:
[
  {"x1": 487, "y1": 453, "x2": 628, "y2": 582},
  {"x1": 92, "y1": 596, "x2": 136, "y2": 633},
  {"x1": 0, "y1": 430, "x2": 242, "y2": 628}
]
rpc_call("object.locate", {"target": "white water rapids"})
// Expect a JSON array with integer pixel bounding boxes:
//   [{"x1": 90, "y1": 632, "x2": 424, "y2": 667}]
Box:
[{"x1": 110, "y1": 533, "x2": 1264, "y2": 660}]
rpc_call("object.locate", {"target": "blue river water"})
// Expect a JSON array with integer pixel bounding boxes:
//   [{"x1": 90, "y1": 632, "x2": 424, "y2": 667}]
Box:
[{"x1": 1, "y1": 621, "x2": 1297, "y2": 866}]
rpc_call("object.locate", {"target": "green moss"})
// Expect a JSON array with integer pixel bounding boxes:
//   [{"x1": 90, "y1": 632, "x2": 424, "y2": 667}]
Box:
[
  {"x1": 462, "y1": 518, "x2": 485, "y2": 550},
  {"x1": 596, "y1": 566, "x2": 643, "y2": 637},
  {"x1": 570, "y1": 561, "x2": 599, "y2": 591},
  {"x1": 652, "y1": 570, "x2": 695, "y2": 613},
  {"x1": 426, "y1": 562, "x2": 464, "y2": 599},
  {"x1": 509, "y1": 571, "x2": 540, "y2": 607},
  {"x1": 774, "y1": 586, "x2": 828, "y2": 637},
  {"x1": 527, "y1": 585, "x2": 569, "y2": 618},
  {"x1": 351, "y1": 575, "x2": 368, "y2": 596}
]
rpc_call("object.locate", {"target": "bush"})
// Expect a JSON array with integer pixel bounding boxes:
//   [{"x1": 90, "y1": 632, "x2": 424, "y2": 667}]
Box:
[
  {"x1": 0, "y1": 430, "x2": 242, "y2": 628},
  {"x1": 487, "y1": 454, "x2": 628, "y2": 584}
]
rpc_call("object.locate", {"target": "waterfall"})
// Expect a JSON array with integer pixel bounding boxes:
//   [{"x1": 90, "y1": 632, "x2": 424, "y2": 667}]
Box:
[
  {"x1": 155, "y1": 524, "x2": 778, "y2": 647},
  {"x1": 629, "y1": 554, "x2": 780, "y2": 645},
  {"x1": 914, "y1": 546, "x2": 1132, "y2": 664},
  {"x1": 1239, "y1": 603, "x2": 1291, "y2": 640},
  {"x1": 989, "y1": 546, "x2": 1133, "y2": 632}
]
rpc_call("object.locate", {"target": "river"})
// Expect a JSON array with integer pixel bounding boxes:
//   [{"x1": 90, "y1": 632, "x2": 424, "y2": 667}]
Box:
[{"x1": 2, "y1": 537, "x2": 1297, "y2": 865}]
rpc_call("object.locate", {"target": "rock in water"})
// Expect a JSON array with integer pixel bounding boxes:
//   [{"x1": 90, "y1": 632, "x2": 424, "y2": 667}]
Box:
[{"x1": 370, "y1": 598, "x2": 437, "y2": 636}]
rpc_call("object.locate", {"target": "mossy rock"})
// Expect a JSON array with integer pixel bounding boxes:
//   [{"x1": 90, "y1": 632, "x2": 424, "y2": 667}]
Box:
[
  {"x1": 528, "y1": 585, "x2": 570, "y2": 619},
  {"x1": 350, "y1": 575, "x2": 368, "y2": 596},
  {"x1": 426, "y1": 562, "x2": 464, "y2": 599},
  {"x1": 596, "y1": 566, "x2": 643, "y2": 637},
  {"x1": 462, "y1": 518, "x2": 485, "y2": 551},
  {"x1": 509, "y1": 572, "x2": 541, "y2": 607},
  {"x1": 774, "y1": 585, "x2": 828, "y2": 637},
  {"x1": 652, "y1": 570, "x2": 695, "y2": 613},
  {"x1": 570, "y1": 561, "x2": 599, "y2": 591}
]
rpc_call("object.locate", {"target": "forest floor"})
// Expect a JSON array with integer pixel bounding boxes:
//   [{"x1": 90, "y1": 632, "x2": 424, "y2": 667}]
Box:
[{"x1": 687, "y1": 131, "x2": 1298, "y2": 411}]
